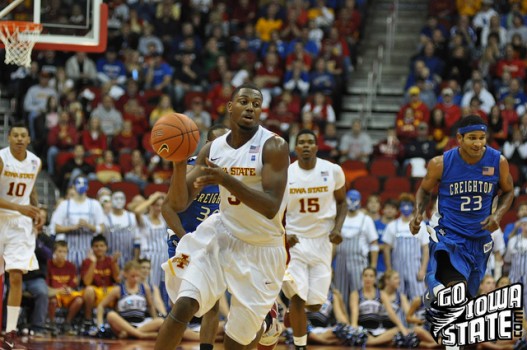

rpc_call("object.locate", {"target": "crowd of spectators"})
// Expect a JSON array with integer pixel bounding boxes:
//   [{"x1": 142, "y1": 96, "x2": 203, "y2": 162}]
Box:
[{"x1": 1, "y1": 0, "x2": 367, "y2": 198}]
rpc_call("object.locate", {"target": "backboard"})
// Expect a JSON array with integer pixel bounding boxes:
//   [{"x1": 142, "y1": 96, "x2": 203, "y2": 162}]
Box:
[{"x1": 0, "y1": 0, "x2": 107, "y2": 52}]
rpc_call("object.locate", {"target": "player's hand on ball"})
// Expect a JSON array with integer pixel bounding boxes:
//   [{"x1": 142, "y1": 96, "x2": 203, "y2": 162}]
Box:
[
  {"x1": 287, "y1": 234, "x2": 300, "y2": 248},
  {"x1": 329, "y1": 230, "x2": 343, "y2": 244},
  {"x1": 409, "y1": 214, "x2": 422, "y2": 235},
  {"x1": 481, "y1": 215, "x2": 499, "y2": 232},
  {"x1": 195, "y1": 158, "x2": 226, "y2": 188}
]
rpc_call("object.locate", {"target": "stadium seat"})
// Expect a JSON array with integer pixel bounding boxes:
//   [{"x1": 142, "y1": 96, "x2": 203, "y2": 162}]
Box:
[
  {"x1": 383, "y1": 176, "x2": 411, "y2": 193},
  {"x1": 352, "y1": 175, "x2": 380, "y2": 193},
  {"x1": 341, "y1": 159, "x2": 368, "y2": 189},
  {"x1": 109, "y1": 181, "x2": 141, "y2": 202},
  {"x1": 86, "y1": 180, "x2": 105, "y2": 199},
  {"x1": 143, "y1": 183, "x2": 169, "y2": 197},
  {"x1": 369, "y1": 159, "x2": 398, "y2": 177},
  {"x1": 413, "y1": 178, "x2": 438, "y2": 195},
  {"x1": 514, "y1": 194, "x2": 527, "y2": 209},
  {"x1": 119, "y1": 153, "x2": 133, "y2": 173}
]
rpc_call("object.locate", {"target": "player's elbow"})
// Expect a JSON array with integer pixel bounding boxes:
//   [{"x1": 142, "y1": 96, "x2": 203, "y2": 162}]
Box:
[
  {"x1": 162, "y1": 197, "x2": 185, "y2": 216},
  {"x1": 263, "y1": 205, "x2": 280, "y2": 219}
]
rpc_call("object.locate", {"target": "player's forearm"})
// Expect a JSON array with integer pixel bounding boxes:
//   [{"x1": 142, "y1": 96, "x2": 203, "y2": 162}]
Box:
[
  {"x1": 161, "y1": 200, "x2": 187, "y2": 239},
  {"x1": 222, "y1": 175, "x2": 285, "y2": 219},
  {"x1": 494, "y1": 190, "x2": 514, "y2": 221},
  {"x1": 0, "y1": 198, "x2": 23, "y2": 212},
  {"x1": 332, "y1": 200, "x2": 348, "y2": 233},
  {"x1": 166, "y1": 162, "x2": 193, "y2": 212},
  {"x1": 415, "y1": 187, "x2": 432, "y2": 216}
]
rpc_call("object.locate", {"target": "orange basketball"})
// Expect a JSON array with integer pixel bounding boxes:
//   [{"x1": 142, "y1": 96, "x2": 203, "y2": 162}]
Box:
[{"x1": 150, "y1": 113, "x2": 200, "y2": 162}]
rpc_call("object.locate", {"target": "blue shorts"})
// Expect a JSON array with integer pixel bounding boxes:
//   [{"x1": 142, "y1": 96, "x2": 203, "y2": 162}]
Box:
[{"x1": 428, "y1": 227, "x2": 493, "y2": 297}]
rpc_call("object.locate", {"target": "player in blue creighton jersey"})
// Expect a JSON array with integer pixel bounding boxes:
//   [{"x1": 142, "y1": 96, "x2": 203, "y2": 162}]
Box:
[
  {"x1": 163, "y1": 124, "x2": 228, "y2": 350},
  {"x1": 410, "y1": 116, "x2": 514, "y2": 312}
]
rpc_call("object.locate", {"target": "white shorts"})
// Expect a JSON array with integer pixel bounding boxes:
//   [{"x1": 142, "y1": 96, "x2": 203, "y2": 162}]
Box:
[
  {"x1": 282, "y1": 235, "x2": 332, "y2": 306},
  {"x1": 0, "y1": 214, "x2": 38, "y2": 274},
  {"x1": 162, "y1": 214, "x2": 287, "y2": 345}
]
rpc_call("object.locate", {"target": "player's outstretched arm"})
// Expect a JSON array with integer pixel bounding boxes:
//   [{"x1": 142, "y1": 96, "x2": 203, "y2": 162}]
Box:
[
  {"x1": 410, "y1": 156, "x2": 443, "y2": 235},
  {"x1": 196, "y1": 136, "x2": 290, "y2": 219},
  {"x1": 165, "y1": 143, "x2": 213, "y2": 213},
  {"x1": 481, "y1": 156, "x2": 514, "y2": 232}
]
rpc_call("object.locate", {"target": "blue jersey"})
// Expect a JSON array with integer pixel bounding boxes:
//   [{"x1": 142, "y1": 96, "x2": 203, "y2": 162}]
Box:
[
  {"x1": 177, "y1": 157, "x2": 220, "y2": 233},
  {"x1": 438, "y1": 147, "x2": 501, "y2": 239}
]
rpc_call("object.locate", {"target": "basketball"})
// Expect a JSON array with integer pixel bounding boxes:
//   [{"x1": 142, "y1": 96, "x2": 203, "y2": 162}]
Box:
[{"x1": 150, "y1": 113, "x2": 201, "y2": 162}]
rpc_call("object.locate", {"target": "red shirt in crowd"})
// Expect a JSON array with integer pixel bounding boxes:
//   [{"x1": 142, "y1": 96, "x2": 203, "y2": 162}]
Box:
[
  {"x1": 46, "y1": 260, "x2": 77, "y2": 289},
  {"x1": 80, "y1": 257, "x2": 116, "y2": 287}
]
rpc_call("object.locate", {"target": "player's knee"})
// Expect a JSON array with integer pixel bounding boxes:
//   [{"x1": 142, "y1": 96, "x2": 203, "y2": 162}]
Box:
[
  {"x1": 172, "y1": 296, "x2": 200, "y2": 322},
  {"x1": 306, "y1": 304, "x2": 322, "y2": 312}
]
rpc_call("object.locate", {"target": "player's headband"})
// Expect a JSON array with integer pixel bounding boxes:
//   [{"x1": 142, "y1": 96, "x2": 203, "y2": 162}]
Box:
[{"x1": 458, "y1": 124, "x2": 487, "y2": 135}]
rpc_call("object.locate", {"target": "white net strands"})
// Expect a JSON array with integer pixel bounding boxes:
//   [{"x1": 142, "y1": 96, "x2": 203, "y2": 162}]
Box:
[{"x1": 0, "y1": 21, "x2": 42, "y2": 67}]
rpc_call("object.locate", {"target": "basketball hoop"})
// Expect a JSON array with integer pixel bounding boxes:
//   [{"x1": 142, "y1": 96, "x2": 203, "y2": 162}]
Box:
[{"x1": 0, "y1": 21, "x2": 42, "y2": 68}]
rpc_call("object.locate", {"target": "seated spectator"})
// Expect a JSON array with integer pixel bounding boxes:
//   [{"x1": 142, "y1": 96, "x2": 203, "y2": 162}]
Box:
[
  {"x1": 137, "y1": 22, "x2": 164, "y2": 57},
  {"x1": 116, "y1": 79, "x2": 147, "y2": 113},
  {"x1": 373, "y1": 128, "x2": 404, "y2": 163},
  {"x1": 151, "y1": 158, "x2": 173, "y2": 184},
  {"x1": 468, "y1": 96, "x2": 488, "y2": 122},
  {"x1": 229, "y1": 38, "x2": 258, "y2": 72},
  {"x1": 65, "y1": 52, "x2": 97, "y2": 89},
  {"x1": 496, "y1": 44, "x2": 526, "y2": 81},
  {"x1": 414, "y1": 40, "x2": 444, "y2": 78},
  {"x1": 435, "y1": 87, "x2": 462, "y2": 132},
  {"x1": 480, "y1": 14, "x2": 506, "y2": 49},
  {"x1": 122, "y1": 98, "x2": 149, "y2": 137},
  {"x1": 283, "y1": 59, "x2": 310, "y2": 97},
  {"x1": 325, "y1": 26, "x2": 352, "y2": 75},
  {"x1": 309, "y1": 57, "x2": 336, "y2": 95},
  {"x1": 255, "y1": 2, "x2": 283, "y2": 42},
  {"x1": 82, "y1": 116, "x2": 107, "y2": 157},
  {"x1": 339, "y1": 119, "x2": 373, "y2": 163},
  {"x1": 81, "y1": 235, "x2": 121, "y2": 332},
  {"x1": 317, "y1": 123, "x2": 340, "y2": 162},
  {"x1": 420, "y1": 15, "x2": 448, "y2": 47},
  {"x1": 58, "y1": 144, "x2": 95, "y2": 194},
  {"x1": 429, "y1": 108, "x2": 450, "y2": 153},
  {"x1": 303, "y1": 92, "x2": 336, "y2": 126},
  {"x1": 47, "y1": 241, "x2": 84, "y2": 335},
  {"x1": 404, "y1": 122, "x2": 437, "y2": 162},
  {"x1": 461, "y1": 80, "x2": 495, "y2": 114},
  {"x1": 506, "y1": 12, "x2": 527, "y2": 44},
  {"x1": 449, "y1": 15, "x2": 477, "y2": 47},
  {"x1": 499, "y1": 78, "x2": 527, "y2": 116},
  {"x1": 95, "y1": 150, "x2": 123, "y2": 184},
  {"x1": 96, "y1": 48, "x2": 127, "y2": 87},
  {"x1": 143, "y1": 51, "x2": 173, "y2": 93},
  {"x1": 90, "y1": 95, "x2": 124, "y2": 139},
  {"x1": 260, "y1": 30, "x2": 288, "y2": 61},
  {"x1": 47, "y1": 111, "x2": 79, "y2": 176},
  {"x1": 519, "y1": 113, "x2": 527, "y2": 140},
  {"x1": 173, "y1": 53, "x2": 205, "y2": 110},
  {"x1": 96, "y1": 260, "x2": 163, "y2": 339},
  {"x1": 254, "y1": 51, "x2": 284, "y2": 109},
  {"x1": 184, "y1": 96, "x2": 212, "y2": 140},
  {"x1": 23, "y1": 71, "x2": 58, "y2": 139},
  {"x1": 112, "y1": 120, "x2": 138, "y2": 154},
  {"x1": 487, "y1": 105, "x2": 508, "y2": 145},
  {"x1": 349, "y1": 268, "x2": 408, "y2": 347},
  {"x1": 265, "y1": 100, "x2": 299, "y2": 137},
  {"x1": 397, "y1": 86, "x2": 430, "y2": 138},
  {"x1": 503, "y1": 128, "x2": 527, "y2": 180},
  {"x1": 472, "y1": 0, "x2": 498, "y2": 31},
  {"x1": 149, "y1": 94, "x2": 175, "y2": 127},
  {"x1": 396, "y1": 106, "x2": 419, "y2": 143},
  {"x1": 230, "y1": 0, "x2": 257, "y2": 32},
  {"x1": 207, "y1": 82, "x2": 234, "y2": 121},
  {"x1": 286, "y1": 41, "x2": 313, "y2": 71}
]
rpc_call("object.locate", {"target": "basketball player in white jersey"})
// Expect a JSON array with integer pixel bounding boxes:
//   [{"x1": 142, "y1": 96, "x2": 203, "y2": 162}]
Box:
[
  {"x1": 155, "y1": 83, "x2": 290, "y2": 350},
  {"x1": 0, "y1": 122, "x2": 42, "y2": 350},
  {"x1": 104, "y1": 191, "x2": 140, "y2": 267},
  {"x1": 282, "y1": 129, "x2": 347, "y2": 350}
]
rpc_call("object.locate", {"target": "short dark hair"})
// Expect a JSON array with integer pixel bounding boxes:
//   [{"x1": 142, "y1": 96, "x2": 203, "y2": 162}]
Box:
[
  {"x1": 295, "y1": 129, "x2": 317, "y2": 145},
  {"x1": 8, "y1": 120, "x2": 29, "y2": 134},
  {"x1": 230, "y1": 82, "x2": 262, "y2": 100},
  {"x1": 91, "y1": 234, "x2": 107, "y2": 247},
  {"x1": 207, "y1": 124, "x2": 229, "y2": 142},
  {"x1": 384, "y1": 199, "x2": 399, "y2": 208},
  {"x1": 458, "y1": 115, "x2": 487, "y2": 129},
  {"x1": 53, "y1": 240, "x2": 68, "y2": 252}
]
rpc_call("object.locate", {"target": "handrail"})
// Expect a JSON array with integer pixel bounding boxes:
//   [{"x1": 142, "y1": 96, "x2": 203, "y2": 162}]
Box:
[{"x1": 385, "y1": 0, "x2": 399, "y2": 65}]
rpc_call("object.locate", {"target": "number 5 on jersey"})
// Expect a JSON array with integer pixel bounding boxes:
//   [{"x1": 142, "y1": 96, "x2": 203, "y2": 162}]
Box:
[{"x1": 299, "y1": 198, "x2": 320, "y2": 213}]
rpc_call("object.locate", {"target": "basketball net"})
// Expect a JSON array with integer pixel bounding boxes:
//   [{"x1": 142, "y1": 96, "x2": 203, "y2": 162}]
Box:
[{"x1": 0, "y1": 21, "x2": 42, "y2": 68}]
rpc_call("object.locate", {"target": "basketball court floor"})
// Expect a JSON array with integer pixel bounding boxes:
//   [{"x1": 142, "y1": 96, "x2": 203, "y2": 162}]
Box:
[{"x1": 13, "y1": 337, "x2": 422, "y2": 350}]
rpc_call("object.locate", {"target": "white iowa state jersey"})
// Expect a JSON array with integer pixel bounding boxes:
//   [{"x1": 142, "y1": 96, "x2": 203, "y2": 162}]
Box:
[
  {"x1": 286, "y1": 158, "x2": 345, "y2": 238},
  {"x1": 209, "y1": 126, "x2": 288, "y2": 246},
  {"x1": 0, "y1": 147, "x2": 40, "y2": 215}
]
